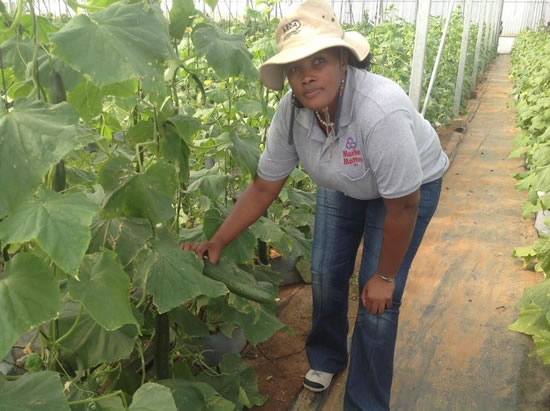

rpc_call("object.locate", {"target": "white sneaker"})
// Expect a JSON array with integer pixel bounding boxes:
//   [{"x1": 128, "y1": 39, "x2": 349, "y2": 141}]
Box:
[{"x1": 303, "y1": 369, "x2": 334, "y2": 392}]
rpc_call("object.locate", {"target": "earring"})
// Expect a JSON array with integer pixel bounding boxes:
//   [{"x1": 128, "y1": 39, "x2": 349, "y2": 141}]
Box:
[{"x1": 339, "y1": 78, "x2": 345, "y2": 96}]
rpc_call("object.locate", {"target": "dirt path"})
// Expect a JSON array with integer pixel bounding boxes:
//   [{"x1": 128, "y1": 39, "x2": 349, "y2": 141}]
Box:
[
  {"x1": 390, "y1": 55, "x2": 550, "y2": 410},
  {"x1": 248, "y1": 55, "x2": 550, "y2": 410}
]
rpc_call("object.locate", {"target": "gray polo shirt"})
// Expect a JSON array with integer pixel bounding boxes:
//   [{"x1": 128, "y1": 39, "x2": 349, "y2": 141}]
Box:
[{"x1": 257, "y1": 66, "x2": 449, "y2": 200}]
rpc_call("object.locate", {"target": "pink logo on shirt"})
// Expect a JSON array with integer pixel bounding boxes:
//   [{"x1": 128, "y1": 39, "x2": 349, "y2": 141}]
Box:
[{"x1": 343, "y1": 137, "x2": 363, "y2": 167}]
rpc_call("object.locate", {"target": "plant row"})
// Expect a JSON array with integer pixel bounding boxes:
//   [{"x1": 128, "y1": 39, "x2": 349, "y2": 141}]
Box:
[{"x1": 509, "y1": 29, "x2": 550, "y2": 364}]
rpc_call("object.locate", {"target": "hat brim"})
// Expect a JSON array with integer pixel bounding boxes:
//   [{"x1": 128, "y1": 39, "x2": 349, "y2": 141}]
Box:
[{"x1": 260, "y1": 31, "x2": 370, "y2": 91}]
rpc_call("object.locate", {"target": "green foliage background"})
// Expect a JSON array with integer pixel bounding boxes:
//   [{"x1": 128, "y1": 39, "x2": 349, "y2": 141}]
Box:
[{"x1": 508, "y1": 29, "x2": 550, "y2": 364}]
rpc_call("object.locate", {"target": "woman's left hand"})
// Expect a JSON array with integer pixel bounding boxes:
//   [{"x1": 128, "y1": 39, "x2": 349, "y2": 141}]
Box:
[{"x1": 361, "y1": 275, "x2": 395, "y2": 315}]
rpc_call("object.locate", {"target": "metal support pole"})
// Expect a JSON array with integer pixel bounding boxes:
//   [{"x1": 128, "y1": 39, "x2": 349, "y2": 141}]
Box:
[
  {"x1": 453, "y1": 0, "x2": 473, "y2": 117},
  {"x1": 481, "y1": 0, "x2": 494, "y2": 73},
  {"x1": 422, "y1": 0, "x2": 455, "y2": 116},
  {"x1": 472, "y1": 0, "x2": 487, "y2": 89},
  {"x1": 408, "y1": 0, "x2": 432, "y2": 110},
  {"x1": 493, "y1": 0, "x2": 504, "y2": 52},
  {"x1": 498, "y1": 0, "x2": 506, "y2": 35},
  {"x1": 491, "y1": 0, "x2": 503, "y2": 53}
]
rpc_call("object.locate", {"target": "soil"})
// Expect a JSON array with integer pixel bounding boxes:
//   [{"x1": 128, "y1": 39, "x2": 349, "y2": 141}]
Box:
[{"x1": 244, "y1": 256, "x2": 362, "y2": 410}]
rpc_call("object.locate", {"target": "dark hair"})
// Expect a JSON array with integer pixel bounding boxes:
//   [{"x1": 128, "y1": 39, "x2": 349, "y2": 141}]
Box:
[{"x1": 348, "y1": 50, "x2": 373, "y2": 71}]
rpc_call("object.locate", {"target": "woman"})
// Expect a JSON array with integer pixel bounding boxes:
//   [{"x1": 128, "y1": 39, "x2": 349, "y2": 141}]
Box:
[{"x1": 183, "y1": 0, "x2": 449, "y2": 409}]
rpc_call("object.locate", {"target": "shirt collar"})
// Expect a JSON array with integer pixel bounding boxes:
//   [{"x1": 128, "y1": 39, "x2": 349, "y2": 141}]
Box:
[{"x1": 338, "y1": 65, "x2": 356, "y2": 128}]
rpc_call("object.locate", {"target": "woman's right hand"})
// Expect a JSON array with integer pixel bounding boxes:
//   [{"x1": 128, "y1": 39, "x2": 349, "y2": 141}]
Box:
[{"x1": 180, "y1": 239, "x2": 223, "y2": 264}]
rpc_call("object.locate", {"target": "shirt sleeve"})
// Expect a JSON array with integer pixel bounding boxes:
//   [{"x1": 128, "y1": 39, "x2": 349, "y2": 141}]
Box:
[
  {"x1": 257, "y1": 96, "x2": 300, "y2": 181},
  {"x1": 365, "y1": 109, "x2": 424, "y2": 198}
]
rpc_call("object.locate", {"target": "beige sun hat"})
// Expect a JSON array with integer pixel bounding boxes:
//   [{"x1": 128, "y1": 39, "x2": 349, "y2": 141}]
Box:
[{"x1": 259, "y1": 0, "x2": 370, "y2": 91}]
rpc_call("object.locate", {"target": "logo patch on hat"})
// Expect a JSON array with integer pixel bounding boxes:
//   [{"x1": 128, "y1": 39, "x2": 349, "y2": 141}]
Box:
[{"x1": 282, "y1": 19, "x2": 301, "y2": 41}]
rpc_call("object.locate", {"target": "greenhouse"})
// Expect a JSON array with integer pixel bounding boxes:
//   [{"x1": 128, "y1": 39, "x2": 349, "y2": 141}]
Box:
[{"x1": 1, "y1": 0, "x2": 550, "y2": 409}]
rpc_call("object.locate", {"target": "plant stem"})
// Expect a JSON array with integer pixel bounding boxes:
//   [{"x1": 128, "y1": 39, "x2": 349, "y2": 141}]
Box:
[
  {"x1": 48, "y1": 320, "x2": 58, "y2": 369},
  {"x1": 29, "y1": 1, "x2": 43, "y2": 101},
  {"x1": 0, "y1": 48, "x2": 9, "y2": 113},
  {"x1": 136, "y1": 339, "x2": 146, "y2": 385},
  {"x1": 1, "y1": 0, "x2": 24, "y2": 34},
  {"x1": 171, "y1": 59, "x2": 180, "y2": 109},
  {"x1": 135, "y1": 140, "x2": 156, "y2": 173},
  {"x1": 55, "y1": 304, "x2": 83, "y2": 345},
  {"x1": 67, "y1": 390, "x2": 124, "y2": 406},
  {"x1": 153, "y1": 105, "x2": 160, "y2": 154}
]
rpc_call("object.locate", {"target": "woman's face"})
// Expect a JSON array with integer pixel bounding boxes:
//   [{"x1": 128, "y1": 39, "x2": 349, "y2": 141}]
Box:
[{"x1": 285, "y1": 48, "x2": 347, "y2": 115}]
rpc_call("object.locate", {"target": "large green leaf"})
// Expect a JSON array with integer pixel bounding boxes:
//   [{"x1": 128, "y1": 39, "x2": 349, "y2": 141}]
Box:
[
  {"x1": 164, "y1": 115, "x2": 202, "y2": 144},
  {"x1": 203, "y1": 208, "x2": 256, "y2": 263},
  {"x1": 0, "y1": 37, "x2": 35, "y2": 81},
  {"x1": 67, "y1": 77, "x2": 105, "y2": 121},
  {"x1": 160, "y1": 379, "x2": 235, "y2": 411},
  {"x1": 0, "y1": 371, "x2": 70, "y2": 411},
  {"x1": 222, "y1": 301, "x2": 286, "y2": 345},
  {"x1": 228, "y1": 131, "x2": 261, "y2": 176},
  {"x1": 0, "y1": 99, "x2": 84, "y2": 216},
  {"x1": 170, "y1": 306, "x2": 209, "y2": 337},
  {"x1": 534, "y1": 167, "x2": 550, "y2": 192},
  {"x1": 136, "y1": 230, "x2": 228, "y2": 313},
  {"x1": 192, "y1": 23, "x2": 258, "y2": 80},
  {"x1": 532, "y1": 330, "x2": 550, "y2": 365},
  {"x1": 534, "y1": 237, "x2": 550, "y2": 275},
  {"x1": 36, "y1": 53, "x2": 83, "y2": 93},
  {"x1": 127, "y1": 120, "x2": 156, "y2": 147},
  {"x1": 0, "y1": 190, "x2": 99, "y2": 275},
  {"x1": 286, "y1": 187, "x2": 317, "y2": 209},
  {"x1": 20, "y1": 15, "x2": 58, "y2": 45},
  {"x1": 169, "y1": 0, "x2": 197, "y2": 40},
  {"x1": 89, "y1": 217, "x2": 153, "y2": 266},
  {"x1": 516, "y1": 277, "x2": 550, "y2": 310},
  {"x1": 203, "y1": 258, "x2": 277, "y2": 304},
  {"x1": 98, "y1": 156, "x2": 135, "y2": 193},
  {"x1": 218, "y1": 354, "x2": 265, "y2": 408},
  {"x1": 68, "y1": 77, "x2": 139, "y2": 121},
  {"x1": 51, "y1": 2, "x2": 176, "y2": 87},
  {"x1": 57, "y1": 302, "x2": 137, "y2": 369},
  {"x1": 509, "y1": 303, "x2": 550, "y2": 336},
  {"x1": 129, "y1": 383, "x2": 177, "y2": 411},
  {"x1": 100, "y1": 158, "x2": 178, "y2": 224},
  {"x1": 275, "y1": 225, "x2": 313, "y2": 260},
  {"x1": 195, "y1": 372, "x2": 241, "y2": 408},
  {"x1": 235, "y1": 99, "x2": 262, "y2": 115},
  {"x1": 161, "y1": 123, "x2": 191, "y2": 183},
  {"x1": 0, "y1": 254, "x2": 61, "y2": 360},
  {"x1": 179, "y1": 225, "x2": 206, "y2": 243},
  {"x1": 69, "y1": 251, "x2": 137, "y2": 331},
  {"x1": 250, "y1": 216, "x2": 285, "y2": 243},
  {"x1": 187, "y1": 165, "x2": 229, "y2": 201}
]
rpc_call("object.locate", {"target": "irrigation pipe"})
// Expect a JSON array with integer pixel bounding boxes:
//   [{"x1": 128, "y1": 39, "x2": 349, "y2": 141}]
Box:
[{"x1": 422, "y1": 0, "x2": 455, "y2": 117}]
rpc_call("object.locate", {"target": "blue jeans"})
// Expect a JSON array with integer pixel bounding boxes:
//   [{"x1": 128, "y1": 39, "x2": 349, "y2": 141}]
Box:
[{"x1": 306, "y1": 178, "x2": 442, "y2": 410}]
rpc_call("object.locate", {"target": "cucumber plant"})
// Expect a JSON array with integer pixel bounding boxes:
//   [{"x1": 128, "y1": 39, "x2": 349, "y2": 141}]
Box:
[
  {"x1": 0, "y1": 0, "x2": 287, "y2": 408},
  {"x1": 508, "y1": 29, "x2": 550, "y2": 364}
]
